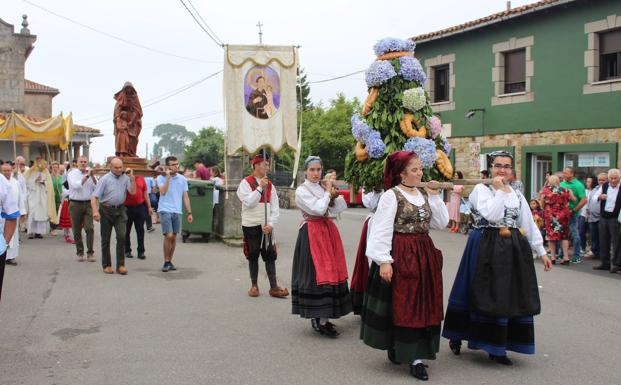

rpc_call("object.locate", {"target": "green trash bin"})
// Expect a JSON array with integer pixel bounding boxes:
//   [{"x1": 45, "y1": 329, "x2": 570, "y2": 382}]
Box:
[{"x1": 181, "y1": 180, "x2": 214, "y2": 243}]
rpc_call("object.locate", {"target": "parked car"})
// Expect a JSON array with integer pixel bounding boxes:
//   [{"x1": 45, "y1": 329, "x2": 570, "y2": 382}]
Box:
[{"x1": 335, "y1": 181, "x2": 363, "y2": 207}]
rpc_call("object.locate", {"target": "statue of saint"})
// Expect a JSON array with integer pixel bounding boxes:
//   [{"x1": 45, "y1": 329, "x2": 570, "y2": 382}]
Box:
[{"x1": 113, "y1": 82, "x2": 143, "y2": 157}]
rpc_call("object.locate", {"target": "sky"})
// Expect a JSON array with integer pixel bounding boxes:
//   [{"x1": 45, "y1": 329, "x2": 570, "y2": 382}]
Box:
[{"x1": 3, "y1": 0, "x2": 536, "y2": 162}]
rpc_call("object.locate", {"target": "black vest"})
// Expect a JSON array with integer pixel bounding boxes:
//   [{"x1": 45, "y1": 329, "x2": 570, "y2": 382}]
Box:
[{"x1": 600, "y1": 182, "x2": 621, "y2": 219}]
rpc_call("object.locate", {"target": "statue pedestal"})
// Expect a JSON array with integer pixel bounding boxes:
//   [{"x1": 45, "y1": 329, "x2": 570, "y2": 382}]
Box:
[{"x1": 94, "y1": 157, "x2": 153, "y2": 176}]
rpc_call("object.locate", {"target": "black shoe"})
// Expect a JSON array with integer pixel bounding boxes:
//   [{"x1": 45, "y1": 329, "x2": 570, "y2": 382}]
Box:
[
  {"x1": 489, "y1": 354, "x2": 513, "y2": 365},
  {"x1": 5, "y1": 259, "x2": 17, "y2": 266},
  {"x1": 125, "y1": 252, "x2": 134, "y2": 259},
  {"x1": 34, "y1": 234, "x2": 43, "y2": 239},
  {"x1": 317, "y1": 322, "x2": 339, "y2": 338},
  {"x1": 387, "y1": 348, "x2": 400, "y2": 365},
  {"x1": 311, "y1": 318, "x2": 320, "y2": 332},
  {"x1": 593, "y1": 264, "x2": 610, "y2": 270},
  {"x1": 449, "y1": 340, "x2": 461, "y2": 355},
  {"x1": 137, "y1": 254, "x2": 146, "y2": 260},
  {"x1": 410, "y1": 363, "x2": 428, "y2": 381},
  {"x1": 610, "y1": 266, "x2": 620, "y2": 273}
]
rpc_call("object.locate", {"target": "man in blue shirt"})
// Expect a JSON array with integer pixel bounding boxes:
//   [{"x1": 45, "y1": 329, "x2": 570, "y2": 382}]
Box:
[{"x1": 157, "y1": 156, "x2": 193, "y2": 272}]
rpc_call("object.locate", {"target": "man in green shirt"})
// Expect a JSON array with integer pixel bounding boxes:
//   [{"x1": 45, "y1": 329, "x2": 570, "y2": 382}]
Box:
[{"x1": 560, "y1": 167, "x2": 587, "y2": 263}]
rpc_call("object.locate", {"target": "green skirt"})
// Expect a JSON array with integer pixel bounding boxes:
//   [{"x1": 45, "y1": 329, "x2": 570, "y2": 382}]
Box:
[{"x1": 360, "y1": 262, "x2": 440, "y2": 363}]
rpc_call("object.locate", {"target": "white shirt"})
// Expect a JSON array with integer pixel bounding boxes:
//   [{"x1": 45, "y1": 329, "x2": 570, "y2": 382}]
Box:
[
  {"x1": 67, "y1": 168, "x2": 97, "y2": 201},
  {"x1": 236, "y1": 177, "x2": 279, "y2": 226},
  {"x1": 212, "y1": 176, "x2": 223, "y2": 206},
  {"x1": 295, "y1": 180, "x2": 347, "y2": 218},
  {"x1": 0, "y1": 175, "x2": 20, "y2": 254},
  {"x1": 470, "y1": 184, "x2": 546, "y2": 257},
  {"x1": 362, "y1": 191, "x2": 382, "y2": 212},
  {"x1": 603, "y1": 184, "x2": 619, "y2": 213},
  {"x1": 366, "y1": 187, "x2": 449, "y2": 264},
  {"x1": 587, "y1": 185, "x2": 602, "y2": 222}
]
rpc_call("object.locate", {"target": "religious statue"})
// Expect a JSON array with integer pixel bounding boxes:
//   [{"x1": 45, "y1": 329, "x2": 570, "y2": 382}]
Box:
[{"x1": 113, "y1": 81, "x2": 143, "y2": 157}]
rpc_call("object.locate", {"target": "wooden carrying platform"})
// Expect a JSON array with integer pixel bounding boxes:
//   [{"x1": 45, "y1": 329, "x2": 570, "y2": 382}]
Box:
[{"x1": 93, "y1": 157, "x2": 154, "y2": 176}]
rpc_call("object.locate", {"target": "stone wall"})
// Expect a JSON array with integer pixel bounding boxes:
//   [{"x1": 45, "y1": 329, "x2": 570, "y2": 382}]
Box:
[
  {"x1": 0, "y1": 18, "x2": 35, "y2": 113},
  {"x1": 23, "y1": 93, "x2": 53, "y2": 118},
  {"x1": 449, "y1": 128, "x2": 621, "y2": 179}
]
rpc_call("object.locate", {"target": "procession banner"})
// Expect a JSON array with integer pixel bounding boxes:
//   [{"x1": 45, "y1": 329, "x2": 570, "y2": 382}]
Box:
[{"x1": 224, "y1": 44, "x2": 298, "y2": 155}]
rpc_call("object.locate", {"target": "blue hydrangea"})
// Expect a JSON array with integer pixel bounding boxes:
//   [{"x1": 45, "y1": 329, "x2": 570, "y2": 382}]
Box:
[
  {"x1": 403, "y1": 137, "x2": 438, "y2": 168},
  {"x1": 373, "y1": 37, "x2": 416, "y2": 56},
  {"x1": 365, "y1": 60, "x2": 397, "y2": 88},
  {"x1": 365, "y1": 131, "x2": 386, "y2": 159},
  {"x1": 351, "y1": 114, "x2": 372, "y2": 142},
  {"x1": 399, "y1": 56, "x2": 426, "y2": 85},
  {"x1": 441, "y1": 136, "x2": 452, "y2": 154}
]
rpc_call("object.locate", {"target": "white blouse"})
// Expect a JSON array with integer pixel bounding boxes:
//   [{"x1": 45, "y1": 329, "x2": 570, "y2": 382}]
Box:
[
  {"x1": 362, "y1": 191, "x2": 382, "y2": 212},
  {"x1": 366, "y1": 187, "x2": 449, "y2": 264},
  {"x1": 295, "y1": 180, "x2": 347, "y2": 218},
  {"x1": 470, "y1": 183, "x2": 546, "y2": 257}
]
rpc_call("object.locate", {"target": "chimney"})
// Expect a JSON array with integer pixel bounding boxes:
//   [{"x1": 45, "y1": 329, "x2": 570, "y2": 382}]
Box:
[{"x1": 506, "y1": 1, "x2": 512, "y2": 11}]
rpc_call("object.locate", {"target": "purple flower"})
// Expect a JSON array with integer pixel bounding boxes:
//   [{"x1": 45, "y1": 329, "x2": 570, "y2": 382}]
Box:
[
  {"x1": 351, "y1": 114, "x2": 372, "y2": 142},
  {"x1": 399, "y1": 56, "x2": 426, "y2": 85},
  {"x1": 366, "y1": 131, "x2": 386, "y2": 159},
  {"x1": 373, "y1": 37, "x2": 416, "y2": 56},
  {"x1": 428, "y1": 116, "x2": 442, "y2": 139},
  {"x1": 403, "y1": 137, "x2": 438, "y2": 168},
  {"x1": 365, "y1": 60, "x2": 397, "y2": 88},
  {"x1": 440, "y1": 135, "x2": 452, "y2": 154}
]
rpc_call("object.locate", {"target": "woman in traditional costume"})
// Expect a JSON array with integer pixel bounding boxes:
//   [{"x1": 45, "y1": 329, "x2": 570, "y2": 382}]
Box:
[
  {"x1": 350, "y1": 188, "x2": 382, "y2": 314},
  {"x1": 291, "y1": 156, "x2": 351, "y2": 338},
  {"x1": 360, "y1": 150, "x2": 448, "y2": 381},
  {"x1": 442, "y1": 150, "x2": 552, "y2": 366}
]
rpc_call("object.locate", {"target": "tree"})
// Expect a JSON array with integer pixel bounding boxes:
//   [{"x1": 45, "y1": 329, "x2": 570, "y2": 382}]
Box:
[
  {"x1": 152, "y1": 123, "x2": 195, "y2": 159},
  {"x1": 297, "y1": 67, "x2": 312, "y2": 111},
  {"x1": 299, "y1": 94, "x2": 360, "y2": 177},
  {"x1": 183, "y1": 126, "x2": 224, "y2": 168}
]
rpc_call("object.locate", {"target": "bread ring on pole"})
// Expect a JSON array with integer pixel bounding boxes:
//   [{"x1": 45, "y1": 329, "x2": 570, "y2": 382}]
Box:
[
  {"x1": 355, "y1": 142, "x2": 369, "y2": 161},
  {"x1": 362, "y1": 88, "x2": 378, "y2": 116},
  {"x1": 400, "y1": 113, "x2": 427, "y2": 138},
  {"x1": 377, "y1": 51, "x2": 413, "y2": 60},
  {"x1": 435, "y1": 149, "x2": 454, "y2": 179}
]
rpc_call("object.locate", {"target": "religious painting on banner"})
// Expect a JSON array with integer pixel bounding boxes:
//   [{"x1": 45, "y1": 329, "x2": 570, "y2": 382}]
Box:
[
  {"x1": 244, "y1": 66, "x2": 280, "y2": 120},
  {"x1": 224, "y1": 45, "x2": 298, "y2": 155}
]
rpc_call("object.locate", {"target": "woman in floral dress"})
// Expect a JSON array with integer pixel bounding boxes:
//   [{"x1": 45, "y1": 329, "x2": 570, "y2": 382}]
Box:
[{"x1": 540, "y1": 175, "x2": 575, "y2": 264}]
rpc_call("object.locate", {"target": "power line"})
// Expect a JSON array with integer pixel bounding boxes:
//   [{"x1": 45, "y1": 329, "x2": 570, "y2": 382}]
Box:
[
  {"x1": 82, "y1": 70, "x2": 223, "y2": 126},
  {"x1": 23, "y1": 0, "x2": 220, "y2": 64},
  {"x1": 308, "y1": 70, "x2": 366, "y2": 84},
  {"x1": 178, "y1": 0, "x2": 224, "y2": 48},
  {"x1": 185, "y1": 0, "x2": 224, "y2": 45}
]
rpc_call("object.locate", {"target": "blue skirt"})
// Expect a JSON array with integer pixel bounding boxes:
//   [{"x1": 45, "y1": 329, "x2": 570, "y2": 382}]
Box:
[{"x1": 442, "y1": 228, "x2": 536, "y2": 356}]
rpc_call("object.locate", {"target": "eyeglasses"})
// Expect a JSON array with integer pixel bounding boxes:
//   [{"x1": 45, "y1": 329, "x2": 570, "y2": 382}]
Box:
[{"x1": 492, "y1": 163, "x2": 513, "y2": 170}]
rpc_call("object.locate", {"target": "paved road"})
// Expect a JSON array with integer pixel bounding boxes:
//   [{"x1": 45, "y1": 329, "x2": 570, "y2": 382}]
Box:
[{"x1": 0, "y1": 208, "x2": 619, "y2": 385}]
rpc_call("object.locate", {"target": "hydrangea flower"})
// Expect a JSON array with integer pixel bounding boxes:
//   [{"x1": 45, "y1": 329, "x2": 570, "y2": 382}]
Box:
[
  {"x1": 351, "y1": 114, "x2": 372, "y2": 142},
  {"x1": 402, "y1": 87, "x2": 427, "y2": 112},
  {"x1": 365, "y1": 60, "x2": 397, "y2": 88},
  {"x1": 373, "y1": 37, "x2": 416, "y2": 56},
  {"x1": 441, "y1": 136, "x2": 452, "y2": 154},
  {"x1": 403, "y1": 137, "x2": 438, "y2": 168},
  {"x1": 365, "y1": 131, "x2": 386, "y2": 159},
  {"x1": 399, "y1": 56, "x2": 426, "y2": 84},
  {"x1": 428, "y1": 116, "x2": 443, "y2": 139}
]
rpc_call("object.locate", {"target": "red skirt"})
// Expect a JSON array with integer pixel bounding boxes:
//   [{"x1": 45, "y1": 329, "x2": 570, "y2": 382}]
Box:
[
  {"x1": 392, "y1": 232, "x2": 444, "y2": 329},
  {"x1": 57, "y1": 200, "x2": 72, "y2": 229},
  {"x1": 350, "y1": 217, "x2": 370, "y2": 314},
  {"x1": 306, "y1": 217, "x2": 348, "y2": 286}
]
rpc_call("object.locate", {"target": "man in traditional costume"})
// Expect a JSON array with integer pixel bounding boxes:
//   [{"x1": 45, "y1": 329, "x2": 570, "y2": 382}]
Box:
[
  {"x1": 442, "y1": 150, "x2": 552, "y2": 366},
  {"x1": 14, "y1": 156, "x2": 28, "y2": 232},
  {"x1": 24, "y1": 158, "x2": 56, "y2": 238},
  {"x1": 291, "y1": 156, "x2": 350, "y2": 337},
  {"x1": 236, "y1": 154, "x2": 288, "y2": 298},
  {"x1": 360, "y1": 151, "x2": 448, "y2": 381}
]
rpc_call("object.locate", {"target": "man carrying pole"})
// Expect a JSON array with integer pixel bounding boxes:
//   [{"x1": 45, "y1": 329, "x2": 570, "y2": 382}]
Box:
[{"x1": 236, "y1": 153, "x2": 288, "y2": 298}]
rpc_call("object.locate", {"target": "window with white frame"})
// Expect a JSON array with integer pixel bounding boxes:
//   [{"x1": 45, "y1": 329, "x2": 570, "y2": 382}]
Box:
[
  {"x1": 491, "y1": 36, "x2": 534, "y2": 106},
  {"x1": 583, "y1": 14, "x2": 621, "y2": 94},
  {"x1": 424, "y1": 54, "x2": 455, "y2": 112}
]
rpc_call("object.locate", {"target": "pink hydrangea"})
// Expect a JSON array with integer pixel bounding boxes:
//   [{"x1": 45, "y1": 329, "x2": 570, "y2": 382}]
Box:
[{"x1": 428, "y1": 116, "x2": 443, "y2": 139}]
